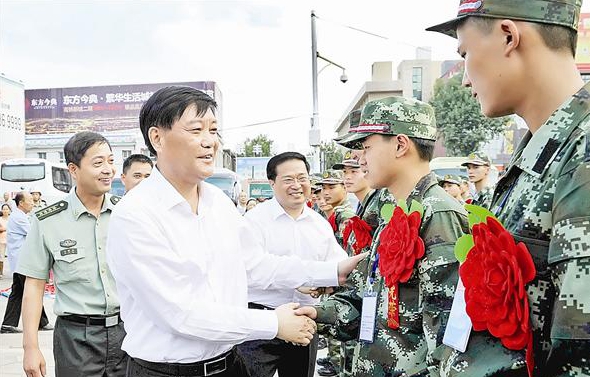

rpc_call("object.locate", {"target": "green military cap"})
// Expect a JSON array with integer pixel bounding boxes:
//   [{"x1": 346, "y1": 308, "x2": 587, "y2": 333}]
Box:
[
  {"x1": 439, "y1": 174, "x2": 463, "y2": 186},
  {"x1": 338, "y1": 96, "x2": 437, "y2": 149},
  {"x1": 426, "y1": 0, "x2": 582, "y2": 38},
  {"x1": 461, "y1": 151, "x2": 492, "y2": 166},
  {"x1": 334, "y1": 109, "x2": 362, "y2": 143},
  {"x1": 320, "y1": 169, "x2": 345, "y2": 185},
  {"x1": 332, "y1": 150, "x2": 361, "y2": 170}
]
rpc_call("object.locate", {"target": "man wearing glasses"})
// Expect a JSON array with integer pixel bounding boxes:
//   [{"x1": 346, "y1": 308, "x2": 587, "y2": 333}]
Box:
[{"x1": 236, "y1": 152, "x2": 348, "y2": 377}]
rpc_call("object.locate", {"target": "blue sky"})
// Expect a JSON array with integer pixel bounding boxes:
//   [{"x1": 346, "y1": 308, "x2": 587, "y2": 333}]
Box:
[{"x1": 3, "y1": 1, "x2": 586, "y2": 153}]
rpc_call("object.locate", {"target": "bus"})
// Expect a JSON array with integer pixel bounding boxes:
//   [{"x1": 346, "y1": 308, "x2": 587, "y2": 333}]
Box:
[
  {"x1": 204, "y1": 168, "x2": 242, "y2": 204},
  {"x1": 0, "y1": 158, "x2": 72, "y2": 204}
]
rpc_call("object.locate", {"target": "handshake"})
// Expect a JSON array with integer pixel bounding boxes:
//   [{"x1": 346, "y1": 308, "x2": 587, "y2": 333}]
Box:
[{"x1": 274, "y1": 303, "x2": 319, "y2": 346}]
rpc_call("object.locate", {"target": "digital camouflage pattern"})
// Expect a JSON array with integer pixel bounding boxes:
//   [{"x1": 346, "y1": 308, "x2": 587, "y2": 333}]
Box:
[
  {"x1": 439, "y1": 174, "x2": 463, "y2": 186},
  {"x1": 439, "y1": 82, "x2": 590, "y2": 377},
  {"x1": 461, "y1": 151, "x2": 492, "y2": 167},
  {"x1": 315, "y1": 173, "x2": 469, "y2": 376},
  {"x1": 339, "y1": 188, "x2": 392, "y2": 377},
  {"x1": 426, "y1": 0, "x2": 582, "y2": 38},
  {"x1": 321, "y1": 169, "x2": 346, "y2": 185},
  {"x1": 472, "y1": 185, "x2": 493, "y2": 209},
  {"x1": 338, "y1": 97, "x2": 437, "y2": 149},
  {"x1": 335, "y1": 110, "x2": 362, "y2": 143}
]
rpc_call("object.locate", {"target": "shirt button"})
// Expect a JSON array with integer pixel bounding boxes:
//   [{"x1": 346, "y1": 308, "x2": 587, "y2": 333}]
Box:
[{"x1": 101, "y1": 269, "x2": 106, "y2": 274}]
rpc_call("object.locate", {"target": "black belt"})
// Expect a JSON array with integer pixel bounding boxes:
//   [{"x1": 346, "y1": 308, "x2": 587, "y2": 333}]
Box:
[
  {"x1": 60, "y1": 314, "x2": 122, "y2": 327},
  {"x1": 132, "y1": 350, "x2": 232, "y2": 376},
  {"x1": 248, "y1": 302, "x2": 275, "y2": 310}
]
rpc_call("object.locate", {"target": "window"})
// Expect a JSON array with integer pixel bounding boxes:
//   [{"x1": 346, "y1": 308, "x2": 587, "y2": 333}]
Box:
[
  {"x1": 52, "y1": 166, "x2": 72, "y2": 193},
  {"x1": 122, "y1": 150, "x2": 132, "y2": 159},
  {"x1": 1, "y1": 162, "x2": 45, "y2": 182},
  {"x1": 37, "y1": 152, "x2": 47, "y2": 159},
  {"x1": 59, "y1": 152, "x2": 65, "y2": 163},
  {"x1": 412, "y1": 67, "x2": 423, "y2": 101}
]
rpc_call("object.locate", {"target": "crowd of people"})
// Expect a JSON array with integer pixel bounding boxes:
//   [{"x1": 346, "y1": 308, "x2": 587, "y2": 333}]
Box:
[{"x1": 1, "y1": 1, "x2": 589, "y2": 377}]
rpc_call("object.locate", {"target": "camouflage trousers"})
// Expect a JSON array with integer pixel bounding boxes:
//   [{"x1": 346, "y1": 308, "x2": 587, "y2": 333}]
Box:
[
  {"x1": 327, "y1": 334, "x2": 341, "y2": 371},
  {"x1": 339, "y1": 340, "x2": 356, "y2": 377}
]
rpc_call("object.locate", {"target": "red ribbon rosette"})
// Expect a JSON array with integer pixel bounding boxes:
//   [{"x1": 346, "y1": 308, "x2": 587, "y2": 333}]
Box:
[
  {"x1": 342, "y1": 216, "x2": 373, "y2": 255},
  {"x1": 377, "y1": 201, "x2": 425, "y2": 329},
  {"x1": 454, "y1": 205, "x2": 536, "y2": 377}
]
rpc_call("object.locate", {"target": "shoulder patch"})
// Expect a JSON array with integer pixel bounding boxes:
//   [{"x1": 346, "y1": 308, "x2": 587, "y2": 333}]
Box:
[
  {"x1": 110, "y1": 196, "x2": 121, "y2": 205},
  {"x1": 35, "y1": 201, "x2": 68, "y2": 221}
]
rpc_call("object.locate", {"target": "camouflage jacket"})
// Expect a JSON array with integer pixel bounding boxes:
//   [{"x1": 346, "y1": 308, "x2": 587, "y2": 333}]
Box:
[
  {"x1": 472, "y1": 185, "x2": 493, "y2": 209},
  {"x1": 440, "y1": 83, "x2": 590, "y2": 377},
  {"x1": 342, "y1": 189, "x2": 383, "y2": 256},
  {"x1": 331, "y1": 200, "x2": 356, "y2": 248},
  {"x1": 315, "y1": 173, "x2": 468, "y2": 377}
]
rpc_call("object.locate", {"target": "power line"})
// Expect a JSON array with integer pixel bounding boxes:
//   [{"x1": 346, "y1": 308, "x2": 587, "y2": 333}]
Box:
[{"x1": 220, "y1": 115, "x2": 306, "y2": 133}]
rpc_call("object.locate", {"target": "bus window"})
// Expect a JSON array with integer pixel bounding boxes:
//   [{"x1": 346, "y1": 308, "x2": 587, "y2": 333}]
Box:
[
  {"x1": 52, "y1": 166, "x2": 72, "y2": 193},
  {"x1": 1, "y1": 162, "x2": 45, "y2": 182}
]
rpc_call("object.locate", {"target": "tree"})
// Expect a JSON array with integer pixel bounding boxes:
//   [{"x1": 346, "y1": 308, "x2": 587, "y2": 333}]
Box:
[
  {"x1": 237, "y1": 134, "x2": 274, "y2": 157},
  {"x1": 430, "y1": 73, "x2": 508, "y2": 156},
  {"x1": 319, "y1": 141, "x2": 344, "y2": 171}
]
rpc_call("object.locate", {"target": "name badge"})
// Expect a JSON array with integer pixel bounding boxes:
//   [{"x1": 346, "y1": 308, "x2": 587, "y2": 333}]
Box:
[
  {"x1": 443, "y1": 279, "x2": 472, "y2": 352},
  {"x1": 359, "y1": 292, "x2": 378, "y2": 343}
]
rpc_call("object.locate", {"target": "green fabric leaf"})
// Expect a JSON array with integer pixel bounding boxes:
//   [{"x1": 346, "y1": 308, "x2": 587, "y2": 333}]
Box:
[
  {"x1": 409, "y1": 199, "x2": 425, "y2": 218},
  {"x1": 380, "y1": 203, "x2": 395, "y2": 222},
  {"x1": 398, "y1": 200, "x2": 409, "y2": 214},
  {"x1": 454, "y1": 234, "x2": 475, "y2": 263},
  {"x1": 465, "y1": 204, "x2": 498, "y2": 229}
]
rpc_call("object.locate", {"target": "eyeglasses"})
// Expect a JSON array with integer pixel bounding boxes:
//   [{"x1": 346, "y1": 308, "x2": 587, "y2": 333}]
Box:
[{"x1": 279, "y1": 176, "x2": 310, "y2": 186}]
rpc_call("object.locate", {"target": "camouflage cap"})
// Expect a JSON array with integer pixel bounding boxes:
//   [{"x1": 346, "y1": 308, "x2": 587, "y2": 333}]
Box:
[
  {"x1": 439, "y1": 174, "x2": 463, "y2": 186},
  {"x1": 334, "y1": 109, "x2": 362, "y2": 143},
  {"x1": 461, "y1": 151, "x2": 492, "y2": 166},
  {"x1": 332, "y1": 150, "x2": 361, "y2": 170},
  {"x1": 338, "y1": 96, "x2": 437, "y2": 149},
  {"x1": 320, "y1": 169, "x2": 345, "y2": 185},
  {"x1": 426, "y1": 0, "x2": 582, "y2": 38}
]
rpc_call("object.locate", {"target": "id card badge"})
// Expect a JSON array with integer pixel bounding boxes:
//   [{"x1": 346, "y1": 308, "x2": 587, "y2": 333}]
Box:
[
  {"x1": 359, "y1": 291, "x2": 378, "y2": 343},
  {"x1": 443, "y1": 278, "x2": 472, "y2": 352}
]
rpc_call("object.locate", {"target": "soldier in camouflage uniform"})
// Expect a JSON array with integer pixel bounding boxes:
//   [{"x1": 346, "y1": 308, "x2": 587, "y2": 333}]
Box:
[
  {"x1": 439, "y1": 174, "x2": 465, "y2": 204},
  {"x1": 317, "y1": 169, "x2": 356, "y2": 376},
  {"x1": 297, "y1": 96, "x2": 469, "y2": 376},
  {"x1": 428, "y1": 0, "x2": 590, "y2": 376},
  {"x1": 331, "y1": 146, "x2": 390, "y2": 377},
  {"x1": 461, "y1": 152, "x2": 494, "y2": 209}
]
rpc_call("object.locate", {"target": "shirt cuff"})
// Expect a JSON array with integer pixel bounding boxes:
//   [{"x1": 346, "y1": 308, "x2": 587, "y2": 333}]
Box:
[
  {"x1": 15, "y1": 266, "x2": 50, "y2": 281},
  {"x1": 244, "y1": 309, "x2": 278, "y2": 342},
  {"x1": 305, "y1": 261, "x2": 339, "y2": 287}
]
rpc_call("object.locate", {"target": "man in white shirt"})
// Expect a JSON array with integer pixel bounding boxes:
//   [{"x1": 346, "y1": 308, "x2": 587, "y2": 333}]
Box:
[
  {"x1": 106, "y1": 86, "x2": 365, "y2": 377},
  {"x1": 236, "y1": 152, "x2": 347, "y2": 377}
]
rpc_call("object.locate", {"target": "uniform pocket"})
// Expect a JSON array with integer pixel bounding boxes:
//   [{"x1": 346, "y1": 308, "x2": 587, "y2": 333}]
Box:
[{"x1": 52, "y1": 247, "x2": 90, "y2": 283}]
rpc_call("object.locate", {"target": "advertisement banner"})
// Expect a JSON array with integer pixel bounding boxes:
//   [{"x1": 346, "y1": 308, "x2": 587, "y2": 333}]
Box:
[
  {"x1": 25, "y1": 81, "x2": 217, "y2": 134},
  {"x1": 236, "y1": 157, "x2": 272, "y2": 180},
  {"x1": 576, "y1": 13, "x2": 590, "y2": 71},
  {"x1": 0, "y1": 76, "x2": 25, "y2": 161}
]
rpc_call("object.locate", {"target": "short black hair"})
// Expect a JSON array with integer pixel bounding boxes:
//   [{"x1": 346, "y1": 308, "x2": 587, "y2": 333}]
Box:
[
  {"x1": 122, "y1": 154, "x2": 154, "y2": 174},
  {"x1": 266, "y1": 152, "x2": 310, "y2": 181},
  {"x1": 462, "y1": 16, "x2": 577, "y2": 57},
  {"x1": 64, "y1": 131, "x2": 111, "y2": 167},
  {"x1": 139, "y1": 86, "x2": 217, "y2": 156},
  {"x1": 1, "y1": 203, "x2": 10, "y2": 211},
  {"x1": 14, "y1": 192, "x2": 25, "y2": 207},
  {"x1": 381, "y1": 135, "x2": 435, "y2": 162}
]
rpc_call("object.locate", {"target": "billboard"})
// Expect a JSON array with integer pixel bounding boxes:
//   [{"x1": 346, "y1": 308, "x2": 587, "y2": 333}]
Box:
[
  {"x1": 576, "y1": 13, "x2": 590, "y2": 72},
  {"x1": 25, "y1": 81, "x2": 218, "y2": 135},
  {"x1": 0, "y1": 75, "x2": 25, "y2": 161},
  {"x1": 236, "y1": 157, "x2": 272, "y2": 180}
]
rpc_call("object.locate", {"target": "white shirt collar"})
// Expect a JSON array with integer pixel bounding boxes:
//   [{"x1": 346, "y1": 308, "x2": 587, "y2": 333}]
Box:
[{"x1": 267, "y1": 197, "x2": 310, "y2": 221}]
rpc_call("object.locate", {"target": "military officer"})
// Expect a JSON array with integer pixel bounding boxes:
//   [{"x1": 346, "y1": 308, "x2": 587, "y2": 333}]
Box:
[
  {"x1": 18, "y1": 131, "x2": 126, "y2": 377},
  {"x1": 297, "y1": 96, "x2": 469, "y2": 376},
  {"x1": 428, "y1": 0, "x2": 590, "y2": 375},
  {"x1": 461, "y1": 151, "x2": 494, "y2": 209}
]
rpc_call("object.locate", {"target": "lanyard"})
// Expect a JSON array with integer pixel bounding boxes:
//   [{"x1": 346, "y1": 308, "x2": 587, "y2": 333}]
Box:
[
  {"x1": 492, "y1": 179, "x2": 516, "y2": 217},
  {"x1": 365, "y1": 253, "x2": 380, "y2": 294}
]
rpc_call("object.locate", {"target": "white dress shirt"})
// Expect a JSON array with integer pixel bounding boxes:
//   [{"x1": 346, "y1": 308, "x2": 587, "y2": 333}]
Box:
[
  {"x1": 106, "y1": 168, "x2": 339, "y2": 363},
  {"x1": 245, "y1": 198, "x2": 347, "y2": 308}
]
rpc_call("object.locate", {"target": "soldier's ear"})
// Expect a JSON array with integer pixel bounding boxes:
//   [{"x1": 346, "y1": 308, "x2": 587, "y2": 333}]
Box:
[
  {"x1": 499, "y1": 20, "x2": 520, "y2": 57},
  {"x1": 394, "y1": 135, "x2": 411, "y2": 158}
]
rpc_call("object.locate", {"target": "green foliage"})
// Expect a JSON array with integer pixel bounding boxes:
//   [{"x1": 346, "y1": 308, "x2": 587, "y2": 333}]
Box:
[
  {"x1": 430, "y1": 73, "x2": 508, "y2": 156},
  {"x1": 319, "y1": 141, "x2": 344, "y2": 171},
  {"x1": 238, "y1": 134, "x2": 274, "y2": 157}
]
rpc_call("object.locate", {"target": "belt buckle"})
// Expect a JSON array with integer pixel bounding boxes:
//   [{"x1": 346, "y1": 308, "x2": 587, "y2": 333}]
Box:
[
  {"x1": 105, "y1": 315, "x2": 119, "y2": 327},
  {"x1": 204, "y1": 355, "x2": 227, "y2": 376}
]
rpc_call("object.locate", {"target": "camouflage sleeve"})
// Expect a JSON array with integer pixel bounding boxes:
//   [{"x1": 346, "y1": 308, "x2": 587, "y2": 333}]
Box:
[
  {"x1": 415, "y1": 210, "x2": 462, "y2": 373},
  {"x1": 546, "y1": 138, "x2": 590, "y2": 376},
  {"x1": 314, "y1": 256, "x2": 369, "y2": 342}
]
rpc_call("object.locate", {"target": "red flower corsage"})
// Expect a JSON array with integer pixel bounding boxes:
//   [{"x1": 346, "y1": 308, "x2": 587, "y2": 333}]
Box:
[
  {"x1": 455, "y1": 205, "x2": 536, "y2": 377},
  {"x1": 342, "y1": 216, "x2": 373, "y2": 255},
  {"x1": 377, "y1": 200, "x2": 425, "y2": 329}
]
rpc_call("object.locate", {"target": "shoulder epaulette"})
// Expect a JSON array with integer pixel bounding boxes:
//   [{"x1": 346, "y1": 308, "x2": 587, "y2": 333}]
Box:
[
  {"x1": 35, "y1": 201, "x2": 68, "y2": 221},
  {"x1": 110, "y1": 195, "x2": 121, "y2": 205}
]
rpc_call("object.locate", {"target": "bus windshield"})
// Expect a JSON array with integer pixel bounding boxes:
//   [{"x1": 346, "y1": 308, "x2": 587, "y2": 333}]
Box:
[
  {"x1": 1, "y1": 162, "x2": 45, "y2": 182},
  {"x1": 204, "y1": 176, "x2": 234, "y2": 191}
]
